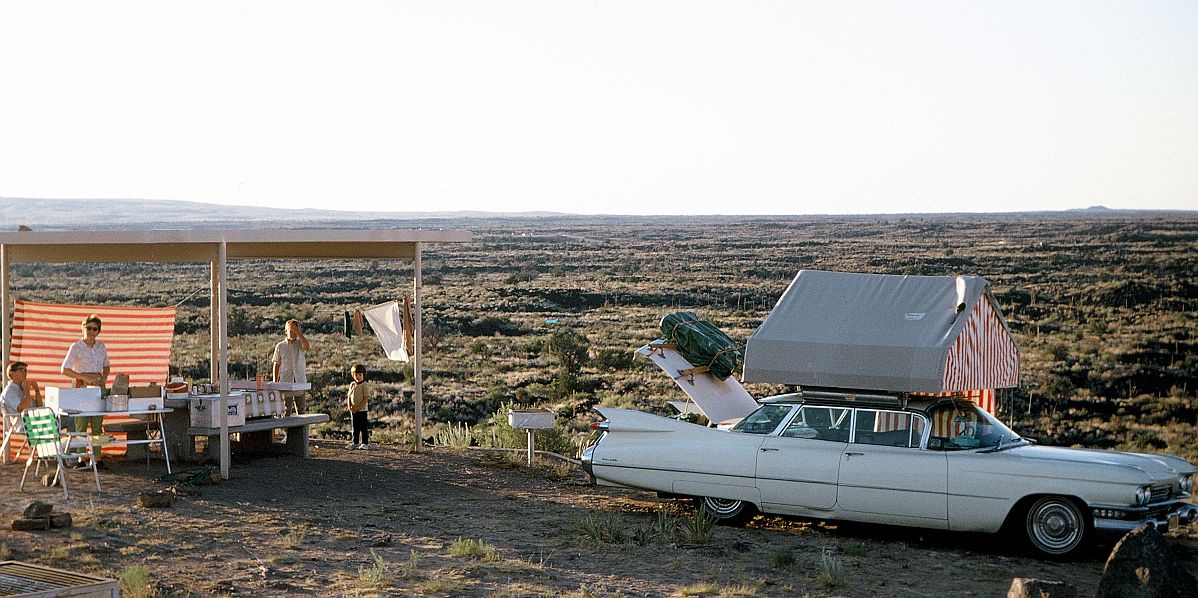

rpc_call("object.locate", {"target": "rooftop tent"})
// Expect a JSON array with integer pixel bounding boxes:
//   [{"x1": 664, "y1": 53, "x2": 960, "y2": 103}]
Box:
[{"x1": 743, "y1": 270, "x2": 1019, "y2": 394}]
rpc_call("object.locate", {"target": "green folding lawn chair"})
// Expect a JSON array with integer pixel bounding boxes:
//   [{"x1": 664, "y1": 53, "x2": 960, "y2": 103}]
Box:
[
  {"x1": 19, "y1": 407, "x2": 101, "y2": 499},
  {"x1": 2, "y1": 410, "x2": 31, "y2": 464}
]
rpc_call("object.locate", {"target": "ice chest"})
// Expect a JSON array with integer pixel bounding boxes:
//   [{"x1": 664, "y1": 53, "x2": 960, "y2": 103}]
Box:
[
  {"x1": 189, "y1": 393, "x2": 246, "y2": 428},
  {"x1": 45, "y1": 386, "x2": 104, "y2": 413},
  {"x1": 508, "y1": 409, "x2": 555, "y2": 429}
]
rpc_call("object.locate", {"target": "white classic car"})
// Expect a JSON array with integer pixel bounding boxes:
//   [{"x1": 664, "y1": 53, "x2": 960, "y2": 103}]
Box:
[{"x1": 582, "y1": 393, "x2": 1198, "y2": 557}]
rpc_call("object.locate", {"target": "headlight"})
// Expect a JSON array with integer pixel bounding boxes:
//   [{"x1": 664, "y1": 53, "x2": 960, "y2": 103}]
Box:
[
  {"x1": 1182, "y1": 475, "x2": 1194, "y2": 493},
  {"x1": 1135, "y1": 486, "x2": 1151, "y2": 506}
]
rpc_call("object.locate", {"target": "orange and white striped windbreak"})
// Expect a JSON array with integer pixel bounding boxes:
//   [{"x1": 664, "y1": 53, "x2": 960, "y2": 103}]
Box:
[
  {"x1": 9, "y1": 300, "x2": 176, "y2": 387},
  {"x1": 6, "y1": 300, "x2": 176, "y2": 460}
]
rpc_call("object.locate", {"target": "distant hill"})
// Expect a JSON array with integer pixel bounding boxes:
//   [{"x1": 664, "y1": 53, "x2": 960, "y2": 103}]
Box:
[
  {"x1": 0, "y1": 198, "x2": 564, "y2": 230},
  {"x1": 0, "y1": 197, "x2": 1194, "y2": 230}
]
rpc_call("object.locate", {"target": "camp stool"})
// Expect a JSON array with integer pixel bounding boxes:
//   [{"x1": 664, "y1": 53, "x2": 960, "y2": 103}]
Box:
[{"x1": 19, "y1": 407, "x2": 101, "y2": 499}]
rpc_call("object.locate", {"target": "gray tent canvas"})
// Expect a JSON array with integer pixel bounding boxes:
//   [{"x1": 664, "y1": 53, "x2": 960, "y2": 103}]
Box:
[{"x1": 743, "y1": 270, "x2": 1019, "y2": 393}]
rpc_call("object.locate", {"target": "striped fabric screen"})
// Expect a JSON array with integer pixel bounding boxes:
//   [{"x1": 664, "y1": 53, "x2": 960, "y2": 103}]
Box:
[
  {"x1": 10, "y1": 300, "x2": 176, "y2": 387},
  {"x1": 943, "y1": 296, "x2": 1019, "y2": 391},
  {"x1": 7, "y1": 301, "x2": 176, "y2": 460}
]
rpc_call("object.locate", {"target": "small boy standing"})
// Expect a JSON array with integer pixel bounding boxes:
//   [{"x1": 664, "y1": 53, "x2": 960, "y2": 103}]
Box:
[{"x1": 347, "y1": 364, "x2": 370, "y2": 449}]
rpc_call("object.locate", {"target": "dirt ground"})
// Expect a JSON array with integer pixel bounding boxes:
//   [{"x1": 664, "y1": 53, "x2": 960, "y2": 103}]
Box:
[{"x1": 1, "y1": 443, "x2": 1196, "y2": 597}]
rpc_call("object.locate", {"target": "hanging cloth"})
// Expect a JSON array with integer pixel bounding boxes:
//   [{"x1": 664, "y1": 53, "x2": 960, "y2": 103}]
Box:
[
  {"x1": 362, "y1": 301, "x2": 409, "y2": 362},
  {"x1": 402, "y1": 292, "x2": 415, "y2": 356},
  {"x1": 352, "y1": 308, "x2": 365, "y2": 336}
]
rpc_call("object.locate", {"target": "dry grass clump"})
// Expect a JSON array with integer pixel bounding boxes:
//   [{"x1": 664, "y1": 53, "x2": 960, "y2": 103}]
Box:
[
  {"x1": 412, "y1": 576, "x2": 469, "y2": 594},
  {"x1": 817, "y1": 548, "x2": 845, "y2": 589},
  {"x1": 447, "y1": 537, "x2": 499, "y2": 561},
  {"x1": 119, "y1": 565, "x2": 156, "y2": 598},
  {"x1": 279, "y1": 524, "x2": 307, "y2": 549},
  {"x1": 354, "y1": 550, "x2": 395, "y2": 592}
]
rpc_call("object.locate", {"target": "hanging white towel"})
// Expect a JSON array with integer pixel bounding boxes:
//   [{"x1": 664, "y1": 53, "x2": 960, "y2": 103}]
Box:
[{"x1": 363, "y1": 301, "x2": 410, "y2": 362}]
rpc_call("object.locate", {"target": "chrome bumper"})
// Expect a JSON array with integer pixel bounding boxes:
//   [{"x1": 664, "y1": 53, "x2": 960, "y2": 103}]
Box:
[
  {"x1": 580, "y1": 443, "x2": 596, "y2": 485},
  {"x1": 1093, "y1": 503, "x2": 1198, "y2": 535}
]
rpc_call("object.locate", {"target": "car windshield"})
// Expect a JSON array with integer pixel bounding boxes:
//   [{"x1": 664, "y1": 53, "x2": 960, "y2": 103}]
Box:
[
  {"x1": 925, "y1": 400, "x2": 1020, "y2": 450},
  {"x1": 730, "y1": 404, "x2": 793, "y2": 435}
]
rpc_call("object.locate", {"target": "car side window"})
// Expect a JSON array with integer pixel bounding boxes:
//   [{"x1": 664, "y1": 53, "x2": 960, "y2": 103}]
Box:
[
  {"x1": 730, "y1": 404, "x2": 793, "y2": 435},
  {"x1": 851, "y1": 409, "x2": 923, "y2": 448},
  {"x1": 781, "y1": 406, "x2": 850, "y2": 442},
  {"x1": 925, "y1": 401, "x2": 1005, "y2": 450}
]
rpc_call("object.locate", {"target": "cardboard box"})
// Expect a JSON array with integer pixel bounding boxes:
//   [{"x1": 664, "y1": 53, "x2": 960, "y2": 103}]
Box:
[
  {"x1": 129, "y1": 384, "x2": 164, "y2": 399},
  {"x1": 189, "y1": 394, "x2": 246, "y2": 428},
  {"x1": 244, "y1": 391, "x2": 284, "y2": 418},
  {"x1": 44, "y1": 387, "x2": 104, "y2": 414}
]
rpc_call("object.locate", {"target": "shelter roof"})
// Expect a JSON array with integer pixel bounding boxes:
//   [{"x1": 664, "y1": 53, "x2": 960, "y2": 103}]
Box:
[{"x1": 0, "y1": 228, "x2": 472, "y2": 262}]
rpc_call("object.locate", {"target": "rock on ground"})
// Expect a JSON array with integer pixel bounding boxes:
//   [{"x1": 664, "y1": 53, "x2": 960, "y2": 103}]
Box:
[
  {"x1": 1097, "y1": 524, "x2": 1198, "y2": 598},
  {"x1": 1008, "y1": 577, "x2": 1078, "y2": 598}
]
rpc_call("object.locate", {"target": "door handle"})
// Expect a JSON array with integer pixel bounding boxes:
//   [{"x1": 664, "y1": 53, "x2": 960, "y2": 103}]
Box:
[
  {"x1": 844, "y1": 452, "x2": 863, "y2": 459},
  {"x1": 760, "y1": 448, "x2": 779, "y2": 452}
]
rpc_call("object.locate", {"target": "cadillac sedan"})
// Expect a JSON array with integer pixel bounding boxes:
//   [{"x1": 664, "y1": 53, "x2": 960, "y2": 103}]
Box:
[{"x1": 581, "y1": 394, "x2": 1197, "y2": 557}]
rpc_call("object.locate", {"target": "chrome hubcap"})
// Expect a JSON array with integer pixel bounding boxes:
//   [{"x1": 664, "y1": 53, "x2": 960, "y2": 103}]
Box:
[
  {"x1": 1029, "y1": 499, "x2": 1082, "y2": 553},
  {"x1": 703, "y1": 497, "x2": 743, "y2": 517}
]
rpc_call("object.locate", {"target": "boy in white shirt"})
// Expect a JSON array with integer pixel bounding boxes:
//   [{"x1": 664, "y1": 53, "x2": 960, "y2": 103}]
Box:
[{"x1": 272, "y1": 319, "x2": 311, "y2": 414}]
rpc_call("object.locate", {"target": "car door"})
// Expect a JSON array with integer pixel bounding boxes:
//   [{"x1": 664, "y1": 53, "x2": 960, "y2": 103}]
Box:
[
  {"x1": 835, "y1": 409, "x2": 949, "y2": 523},
  {"x1": 755, "y1": 405, "x2": 850, "y2": 513}
]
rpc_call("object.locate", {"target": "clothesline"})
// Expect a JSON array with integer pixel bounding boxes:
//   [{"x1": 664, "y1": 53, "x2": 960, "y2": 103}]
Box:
[{"x1": 168, "y1": 285, "x2": 415, "y2": 314}]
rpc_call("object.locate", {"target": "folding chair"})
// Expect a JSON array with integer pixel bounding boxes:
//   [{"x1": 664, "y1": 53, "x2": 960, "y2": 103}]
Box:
[
  {"x1": 19, "y1": 407, "x2": 101, "y2": 499},
  {"x1": 2, "y1": 410, "x2": 31, "y2": 464}
]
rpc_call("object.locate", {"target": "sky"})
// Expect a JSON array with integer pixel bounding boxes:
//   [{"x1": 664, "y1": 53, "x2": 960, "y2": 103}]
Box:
[{"x1": 1, "y1": 1, "x2": 1196, "y2": 216}]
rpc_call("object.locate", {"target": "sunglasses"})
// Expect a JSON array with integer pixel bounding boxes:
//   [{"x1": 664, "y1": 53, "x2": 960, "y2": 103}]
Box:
[{"x1": 85, "y1": 326, "x2": 100, "y2": 331}]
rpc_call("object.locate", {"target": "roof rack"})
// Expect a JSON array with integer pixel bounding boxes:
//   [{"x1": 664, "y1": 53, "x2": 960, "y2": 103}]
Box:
[{"x1": 765, "y1": 388, "x2": 913, "y2": 409}]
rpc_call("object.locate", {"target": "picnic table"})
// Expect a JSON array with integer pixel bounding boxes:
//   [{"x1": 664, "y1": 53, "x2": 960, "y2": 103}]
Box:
[{"x1": 162, "y1": 391, "x2": 329, "y2": 461}]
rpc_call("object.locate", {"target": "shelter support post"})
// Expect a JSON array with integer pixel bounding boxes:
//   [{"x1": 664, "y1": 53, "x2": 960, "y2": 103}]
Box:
[
  {"x1": 217, "y1": 243, "x2": 231, "y2": 479},
  {"x1": 210, "y1": 263, "x2": 219, "y2": 384},
  {"x1": 413, "y1": 242, "x2": 423, "y2": 452}
]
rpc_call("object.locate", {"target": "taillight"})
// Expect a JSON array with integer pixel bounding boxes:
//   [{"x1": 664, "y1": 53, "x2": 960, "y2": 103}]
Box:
[{"x1": 590, "y1": 421, "x2": 609, "y2": 431}]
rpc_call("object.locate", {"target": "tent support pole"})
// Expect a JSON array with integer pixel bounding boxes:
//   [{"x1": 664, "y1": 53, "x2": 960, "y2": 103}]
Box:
[
  {"x1": 1, "y1": 244, "x2": 8, "y2": 388},
  {"x1": 0, "y1": 244, "x2": 8, "y2": 464}
]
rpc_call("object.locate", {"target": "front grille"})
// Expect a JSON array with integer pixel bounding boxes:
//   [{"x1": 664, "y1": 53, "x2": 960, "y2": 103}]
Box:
[{"x1": 1151, "y1": 484, "x2": 1172, "y2": 504}]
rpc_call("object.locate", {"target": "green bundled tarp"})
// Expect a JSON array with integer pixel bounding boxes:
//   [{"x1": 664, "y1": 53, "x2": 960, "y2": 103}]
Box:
[{"x1": 659, "y1": 311, "x2": 743, "y2": 380}]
